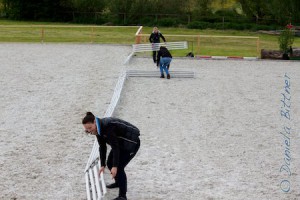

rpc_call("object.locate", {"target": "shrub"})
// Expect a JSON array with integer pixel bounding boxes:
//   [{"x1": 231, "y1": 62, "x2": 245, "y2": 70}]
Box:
[
  {"x1": 278, "y1": 23, "x2": 295, "y2": 53},
  {"x1": 187, "y1": 21, "x2": 210, "y2": 29},
  {"x1": 139, "y1": 17, "x2": 156, "y2": 26},
  {"x1": 157, "y1": 18, "x2": 178, "y2": 27}
]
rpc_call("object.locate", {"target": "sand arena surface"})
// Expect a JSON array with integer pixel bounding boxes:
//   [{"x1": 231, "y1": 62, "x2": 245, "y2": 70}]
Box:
[{"x1": 0, "y1": 44, "x2": 300, "y2": 200}]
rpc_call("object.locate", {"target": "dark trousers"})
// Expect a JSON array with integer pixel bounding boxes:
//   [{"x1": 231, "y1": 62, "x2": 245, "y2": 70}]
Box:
[
  {"x1": 107, "y1": 139, "x2": 140, "y2": 197},
  {"x1": 153, "y1": 50, "x2": 157, "y2": 62},
  {"x1": 152, "y1": 42, "x2": 159, "y2": 62}
]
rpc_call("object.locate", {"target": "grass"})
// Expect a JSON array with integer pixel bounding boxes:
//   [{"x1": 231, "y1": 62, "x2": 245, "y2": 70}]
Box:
[
  {"x1": 1, "y1": 19, "x2": 300, "y2": 57},
  {"x1": 0, "y1": 22, "x2": 139, "y2": 43}
]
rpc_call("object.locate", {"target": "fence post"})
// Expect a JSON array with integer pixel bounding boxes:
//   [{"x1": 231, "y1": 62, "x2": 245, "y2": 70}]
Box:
[
  {"x1": 91, "y1": 27, "x2": 95, "y2": 43},
  {"x1": 135, "y1": 26, "x2": 143, "y2": 44},
  {"x1": 41, "y1": 27, "x2": 44, "y2": 43},
  {"x1": 197, "y1": 35, "x2": 200, "y2": 55},
  {"x1": 257, "y1": 37, "x2": 260, "y2": 58},
  {"x1": 136, "y1": 34, "x2": 141, "y2": 44}
]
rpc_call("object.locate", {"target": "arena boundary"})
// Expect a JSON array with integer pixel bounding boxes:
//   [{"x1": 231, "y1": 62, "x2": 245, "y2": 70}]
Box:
[{"x1": 197, "y1": 55, "x2": 258, "y2": 60}]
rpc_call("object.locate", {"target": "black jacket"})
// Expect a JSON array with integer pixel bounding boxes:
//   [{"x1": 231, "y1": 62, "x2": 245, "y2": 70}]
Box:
[
  {"x1": 149, "y1": 31, "x2": 166, "y2": 43},
  {"x1": 96, "y1": 117, "x2": 140, "y2": 167},
  {"x1": 156, "y1": 46, "x2": 172, "y2": 66}
]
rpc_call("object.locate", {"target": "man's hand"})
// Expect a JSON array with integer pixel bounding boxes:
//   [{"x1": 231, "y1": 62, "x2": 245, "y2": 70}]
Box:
[{"x1": 111, "y1": 167, "x2": 118, "y2": 178}]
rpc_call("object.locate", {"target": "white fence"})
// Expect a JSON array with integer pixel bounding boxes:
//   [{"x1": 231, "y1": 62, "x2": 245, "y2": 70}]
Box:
[
  {"x1": 124, "y1": 41, "x2": 188, "y2": 65},
  {"x1": 133, "y1": 41, "x2": 188, "y2": 52}
]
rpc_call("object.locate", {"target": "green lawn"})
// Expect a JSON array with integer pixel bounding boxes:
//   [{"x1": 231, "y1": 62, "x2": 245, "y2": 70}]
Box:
[{"x1": 1, "y1": 19, "x2": 299, "y2": 58}]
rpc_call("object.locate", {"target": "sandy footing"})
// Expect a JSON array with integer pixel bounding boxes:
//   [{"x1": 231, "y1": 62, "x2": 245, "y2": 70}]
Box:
[{"x1": 0, "y1": 44, "x2": 300, "y2": 200}]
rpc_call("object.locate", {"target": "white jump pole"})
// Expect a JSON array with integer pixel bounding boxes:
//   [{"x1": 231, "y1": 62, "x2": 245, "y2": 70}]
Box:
[
  {"x1": 85, "y1": 173, "x2": 92, "y2": 200},
  {"x1": 93, "y1": 165, "x2": 102, "y2": 200},
  {"x1": 99, "y1": 160, "x2": 107, "y2": 195},
  {"x1": 89, "y1": 168, "x2": 97, "y2": 200}
]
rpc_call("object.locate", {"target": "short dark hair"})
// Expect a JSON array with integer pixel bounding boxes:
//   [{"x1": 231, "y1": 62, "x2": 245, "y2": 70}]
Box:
[{"x1": 82, "y1": 112, "x2": 95, "y2": 124}]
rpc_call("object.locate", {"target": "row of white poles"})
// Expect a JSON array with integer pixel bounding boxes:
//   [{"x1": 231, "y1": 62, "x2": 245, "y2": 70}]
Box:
[
  {"x1": 85, "y1": 160, "x2": 108, "y2": 200},
  {"x1": 85, "y1": 71, "x2": 128, "y2": 200},
  {"x1": 126, "y1": 70, "x2": 195, "y2": 78},
  {"x1": 132, "y1": 41, "x2": 188, "y2": 52}
]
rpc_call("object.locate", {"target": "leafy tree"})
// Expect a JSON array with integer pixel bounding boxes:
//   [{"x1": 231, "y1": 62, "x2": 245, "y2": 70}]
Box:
[
  {"x1": 104, "y1": 0, "x2": 133, "y2": 24},
  {"x1": 70, "y1": 0, "x2": 105, "y2": 12},
  {"x1": 191, "y1": 0, "x2": 213, "y2": 20},
  {"x1": 267, "y1": 0, "x2": 300, "y2": 25},
  {"x1": 1, "y1": 0, "x2": 299, "y2": 26},
  {"x1": 1, "y1": 0, "x2": 68, "y2": 20},
  {"x1": 237, "y1": 0, "x2": 269, "y2": 22}
]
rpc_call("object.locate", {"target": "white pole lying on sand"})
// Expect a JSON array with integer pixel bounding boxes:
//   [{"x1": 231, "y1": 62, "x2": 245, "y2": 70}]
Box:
[
  {"x1": 93, "y1": 165, "x2": 102, "y2": 199},
  {"x1": 85, "y1": 173, "x2": 92, "y2": 200},
  {"x1": 100, "y1": 172, "x2": 107, "y2": 196},
  {"x1": 127, "y1": 70, "x2": 195, "y2": 78},
  {"x1": 99, "y1": 160, "x2": 107, "y2": 195},
  {"x1": 88, "y1": 169, "x2": 97, "y2": 200}
]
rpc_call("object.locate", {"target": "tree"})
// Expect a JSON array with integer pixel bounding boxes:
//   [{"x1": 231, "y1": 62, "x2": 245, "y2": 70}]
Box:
[
  {"x1": 237, "y1": 0, "x2": 269, "y2": 23},
  {"x1": 1, "y1": 0, "x2": 68, "y2": 20},
  {"x1": 238, "y1": 0, "x2": 300, "y2": 24},
  {"x1": 104, "y1": 0, "x2": 133, "y2": 24},
  {"x1": 267, "y1": 0, "x2": 300, "y2": 25},
  {"x1": 70, "y1": 0, "x2": 105, "y2": 12},
  {"x1": 191, "y1": 0, "x2": 213, "y2": 20}
]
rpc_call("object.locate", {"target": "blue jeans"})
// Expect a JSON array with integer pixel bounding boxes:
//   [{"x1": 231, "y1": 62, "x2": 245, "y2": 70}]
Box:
[{"x1": 160, "y1": 57, "x2": 172, "y2": 75}]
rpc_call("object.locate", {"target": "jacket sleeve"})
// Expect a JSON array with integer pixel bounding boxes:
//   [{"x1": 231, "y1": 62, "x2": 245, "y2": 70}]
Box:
[
  {"x1": 106, "y1": 127, "x2": 120, "y2": 167},
  {"x1": 149, "y1": 33, "x2": 153, "y2": 43},
  {"x1": 160, "y1": 33, "x2": 166, "y2": 42},
  {"x1": 96, "y1": 135, "x2": 107, "y2": 167}
]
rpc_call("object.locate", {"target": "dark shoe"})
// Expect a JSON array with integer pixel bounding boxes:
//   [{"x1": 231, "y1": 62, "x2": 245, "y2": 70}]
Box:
[
  {"x1": 167, "y1": 74, "x2": 170, "y2": 79},
  {"x1": 160, "y1": 74, "x2": 165, "y2": 78},
  {"x1": 106, "y1": 182, "x2": 119, "y2": 189},
  {"x1": 153, "y1": 60, "x2": 157, "y2": 63},
  {"x1": 112, "y1": 196, "x2": 127, "y2": 200}
]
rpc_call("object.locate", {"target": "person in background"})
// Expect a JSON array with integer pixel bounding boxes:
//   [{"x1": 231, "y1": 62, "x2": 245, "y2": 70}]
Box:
[
  {"x1": 149, "y1": 27, "x2": 166, "y2": 63},
  {"x1": 156, "y1": 45, "x2": 172, "y2": 79},
  {"x1": 82, "y1": 112, "x2": 140, "y2": 200}
]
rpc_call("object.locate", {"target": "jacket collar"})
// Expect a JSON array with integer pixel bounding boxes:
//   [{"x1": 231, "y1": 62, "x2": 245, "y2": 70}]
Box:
[{"x1": 95, "y1": 117, "x2": 101, "y2": 136}]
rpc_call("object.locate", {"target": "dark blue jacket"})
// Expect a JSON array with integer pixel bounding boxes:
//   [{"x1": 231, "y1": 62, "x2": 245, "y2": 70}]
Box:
[
  {"x1": 96, "y1": 117, "x2": 140, "y2": 167},
  {"x1": 149, "y1": 31, "x2": 166, "y2": 43}
]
